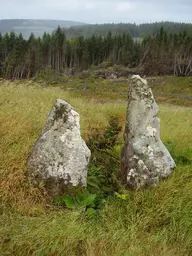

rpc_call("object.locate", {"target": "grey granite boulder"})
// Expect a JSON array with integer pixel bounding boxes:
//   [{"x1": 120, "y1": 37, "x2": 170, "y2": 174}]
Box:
[
  {"x1": 121, "y1": 75, "x2": 176, "y2": 189},
  {"x1": 28, "y1": 99, "x2": 91, "y2": 196}
]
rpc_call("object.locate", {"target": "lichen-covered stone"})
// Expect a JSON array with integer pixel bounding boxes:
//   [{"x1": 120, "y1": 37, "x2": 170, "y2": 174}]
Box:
[
  {"x1": 121, "y1": 75, "x2": 176, "y2": 190},
  {"x1": 28, "y1": 99, "x2": 91, "y2": 196}
]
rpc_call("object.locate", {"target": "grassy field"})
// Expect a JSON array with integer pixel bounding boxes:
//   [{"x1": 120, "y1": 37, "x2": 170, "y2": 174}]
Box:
[{"x1": 0, "y1": 77, "x2": 192, "y2": 255}]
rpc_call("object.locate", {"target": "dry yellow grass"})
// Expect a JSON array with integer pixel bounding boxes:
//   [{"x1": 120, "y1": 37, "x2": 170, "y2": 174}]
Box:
[{"x1": 0, "y1": 81, "x2": 192, "y2": 255}]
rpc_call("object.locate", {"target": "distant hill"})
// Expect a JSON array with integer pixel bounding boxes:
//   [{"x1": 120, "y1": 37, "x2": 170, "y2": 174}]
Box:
[
  {"x1": 0, "y1": 19, "x2": 86, "y2": 38},
  {"x1": 1, "y1": 20, "x2": 192, "y2": 39}
]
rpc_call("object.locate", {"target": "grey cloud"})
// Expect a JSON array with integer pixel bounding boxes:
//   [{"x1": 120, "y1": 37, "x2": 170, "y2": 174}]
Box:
[{"x1": 0, "y1": 0, "x2": 191, "y2": 23}]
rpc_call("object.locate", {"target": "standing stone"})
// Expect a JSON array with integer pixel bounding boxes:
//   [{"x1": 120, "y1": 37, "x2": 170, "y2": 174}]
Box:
[
  {"x1": 28, "y1": 99, "x2": 91, "y2": 196},
  {"x1": 121, "y1": 75, "x2": 176, "y2": 190}
]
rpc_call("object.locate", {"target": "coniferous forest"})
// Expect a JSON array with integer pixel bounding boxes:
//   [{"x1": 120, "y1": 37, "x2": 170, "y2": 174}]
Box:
[{"x1": 1, "y1": 26, "x2": 192, "y2": 79}]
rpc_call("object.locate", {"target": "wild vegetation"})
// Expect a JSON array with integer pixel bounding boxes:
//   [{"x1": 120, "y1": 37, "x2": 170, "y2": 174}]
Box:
[
  {"x1": 0, "y1": 76, "x2": 192, "y2": 255},
  {"x1": 0, "y1": 18, "x2": 192, "y2": 256}
]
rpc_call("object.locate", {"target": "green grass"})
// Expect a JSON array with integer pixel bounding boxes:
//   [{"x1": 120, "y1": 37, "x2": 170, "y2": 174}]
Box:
[{"x1": 0, "y1": 78, "x2": 192, "y2": 255}]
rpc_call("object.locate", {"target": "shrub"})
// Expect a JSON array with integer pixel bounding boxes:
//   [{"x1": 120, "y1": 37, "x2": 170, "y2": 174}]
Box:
[
  {"x1": 78, "y1": 70, "x2": 91, "y2": 79},
  {"x1": 87, "y1": 115, "x2": 122, "y2": 200},
  {"x1": 35, "y1": 67, "x2": 69, "y2": 85}
]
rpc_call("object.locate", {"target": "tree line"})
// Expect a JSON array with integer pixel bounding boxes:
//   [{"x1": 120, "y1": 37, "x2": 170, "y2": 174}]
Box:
[
  {"x1": 65, "y1": 22, "x2": 192, "y2": 39},
  {"x1": 0, "y1": 26, "x2": 192, "y2": 79},
  {"x1": 141, "y1": 28, "x2": 192, "y2": 76}
]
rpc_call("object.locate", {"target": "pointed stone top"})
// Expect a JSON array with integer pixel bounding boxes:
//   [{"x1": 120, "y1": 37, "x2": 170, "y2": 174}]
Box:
[
  {"x1": 56, "y1": 99, "x2": 68, "y2": 104},
  {"x1": 55, "y1": 99, "x2": 72, "y2": 108},
  {"x1": 131, "y1": 74, "x2": 147, "y2": 85}
]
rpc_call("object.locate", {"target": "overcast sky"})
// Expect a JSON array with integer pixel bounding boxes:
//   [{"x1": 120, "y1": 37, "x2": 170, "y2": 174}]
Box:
[{"x1": 0, "y1": 0, "x2": 192, "y2": 24}]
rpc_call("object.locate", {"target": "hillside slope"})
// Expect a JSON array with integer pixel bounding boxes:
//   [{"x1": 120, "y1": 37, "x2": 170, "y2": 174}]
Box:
[
  {"x1": 1, "y1": 20, "x2": 192, "y2": 39},
  {"x1": 0, "y1": 19, "x2": 86, "y2": 38}
]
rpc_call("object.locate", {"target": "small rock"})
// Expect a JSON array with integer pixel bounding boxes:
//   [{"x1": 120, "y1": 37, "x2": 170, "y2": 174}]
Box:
[{"x1": 109, "y1": 73, "x2": 118, "y2": 79}]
